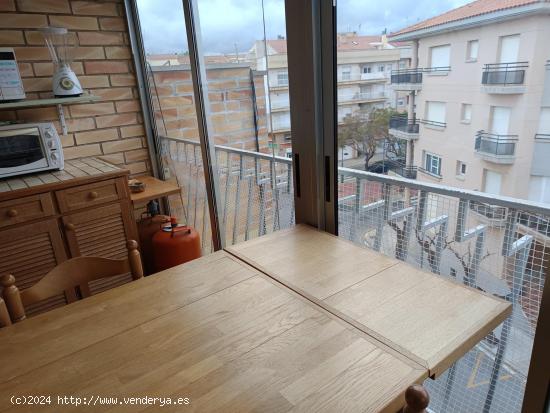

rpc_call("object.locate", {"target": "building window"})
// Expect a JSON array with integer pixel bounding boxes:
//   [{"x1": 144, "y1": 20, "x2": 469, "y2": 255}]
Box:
[
  {"x1": 425, "y1": 101, "x2": 446, "y2": 127},
  {"x1": 341, "y1": 65, "x2": 351, "y2": 80},
  {"x1": 277, "y1": 71, "x2": 288, "y2": 86},
  {"x1": 429, "y1": 44, "x2": 451, "y2": 69},
  {"x1": 456, "y1": 161, "x2": 467, "y2": 176},
  {"x1": 399, "y1": 61, "x2": 406, "y2": 69},
  {"x1": 466, "y1": 40, "x2": 479, "y2": 61},
  {"x1": 528, "y1": 176, "x2": 550, "y2": 203},
  {"x1": 483, "y1": 169, "x2": 503, "y2": 195},
  {"x1": 499, "y1": 34, "x2": 520, "y2": 63},
  {"x1": 424, "y1": 152, "x2": 442, "y2": 176},
  {"x1": 362, "y1": 66, "x2": 372, "y2": 74},
  {"x1": 398, "y1": 99, "x2": 405, "y2": 106},
  {"x1": 461, "y1": 103, "x2": 472, "y2": 123},
  {"x1": 378, "y1": 65, "x2": 385, "y2": 72},
  {"x1": 285, "y1": 148, "x2": 292, "y2": 159},
  {"x1": 538, "y1": 107, "x2": 550, "y2": 135}
]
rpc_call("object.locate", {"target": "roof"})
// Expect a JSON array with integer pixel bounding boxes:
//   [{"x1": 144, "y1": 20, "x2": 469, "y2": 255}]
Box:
[
  {"x1": 390, "y1": 0, "x2": 541, "y2": 38},
  {"x1": 266, "y1": 34, "x2": 404, "y2": 55}
]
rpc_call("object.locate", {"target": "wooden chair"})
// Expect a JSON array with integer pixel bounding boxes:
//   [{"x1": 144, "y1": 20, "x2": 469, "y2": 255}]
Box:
[
  {"x1": 0, "y1": 298, "x2": 11, "y2": 328},
  {"x1": 1, "y1": 240, "x2": 143, "y2": 323}
]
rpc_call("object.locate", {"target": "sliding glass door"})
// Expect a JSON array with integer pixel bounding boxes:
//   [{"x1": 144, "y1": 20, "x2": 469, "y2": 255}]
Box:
[
  {"x1": 133, "y1": 0, "x2": 294, "y2": 252},
  {"x1": 334, "y1": 1, "x2": 549, "y2": 412}
]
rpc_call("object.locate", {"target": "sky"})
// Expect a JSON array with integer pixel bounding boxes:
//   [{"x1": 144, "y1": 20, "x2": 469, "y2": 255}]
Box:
[{"x1": 136, "y1": 0, "x2": 472, "y2": 55}]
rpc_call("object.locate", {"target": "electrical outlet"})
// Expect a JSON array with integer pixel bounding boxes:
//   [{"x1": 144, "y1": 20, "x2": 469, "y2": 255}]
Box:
[{"x1": 163, "y1": 167, "x2": 171, "y2": 179}]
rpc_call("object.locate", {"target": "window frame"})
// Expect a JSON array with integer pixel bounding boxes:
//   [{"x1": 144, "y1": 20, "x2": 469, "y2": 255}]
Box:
[
  {"x1": 424, "y1": 152, "x2": 442, "y2": 176},
  {"x1": 277, "y1": 71, "x2": 289, "y2": 86},
  {"x1": 429, "y1": 44, "x2": 451, "y2": 69},
  {"x1": 456, "y1": 160, "x2": 467, "y2": 177},
  {"x1": 461, "y1": 103, "x2": 472, "y2": 124},
  {"x1": 466, "y1": 39, "x2": 479, "y2": 62}
]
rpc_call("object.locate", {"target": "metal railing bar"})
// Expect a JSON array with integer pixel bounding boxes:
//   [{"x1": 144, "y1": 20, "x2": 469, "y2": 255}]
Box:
[
  {"x1": 160, "y1": 136, "x2": 550, "y2": 216},
  {"x1": 338, "y1": 167, "x2": 550, "y2": 216}
]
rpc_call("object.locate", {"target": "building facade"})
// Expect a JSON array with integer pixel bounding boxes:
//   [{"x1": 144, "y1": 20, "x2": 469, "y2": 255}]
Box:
[
  {"x1": 248, "y1": 34, "x2": 410, "y2": 157},
  {"x1": 389, "y1": 0, "x2": 550, "y2": 202}
]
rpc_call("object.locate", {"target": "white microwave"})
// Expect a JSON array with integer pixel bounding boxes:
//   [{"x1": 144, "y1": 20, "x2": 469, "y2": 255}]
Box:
[{"x1": 0, "y1": 123, "x2": 64, "y2": 179}]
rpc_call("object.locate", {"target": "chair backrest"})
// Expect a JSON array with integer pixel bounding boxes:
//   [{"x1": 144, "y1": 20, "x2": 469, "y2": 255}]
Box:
[
  {"x1": 0, "y1": 298, "x2": 11, "y2": 328},
  {"x1": 1, "y1": 240, "x2": 143, "y2": 323}
]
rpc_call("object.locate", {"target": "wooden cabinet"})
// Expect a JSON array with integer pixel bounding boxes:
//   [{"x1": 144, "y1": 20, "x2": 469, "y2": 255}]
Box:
[{"x1": 0, "y1": 158, "x2": 138, "y2": 315}]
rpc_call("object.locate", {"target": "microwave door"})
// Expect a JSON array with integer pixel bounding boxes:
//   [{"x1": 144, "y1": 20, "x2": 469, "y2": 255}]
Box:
[{"x1": 0, "y1": 127, "x2": 48, "y2": 177}]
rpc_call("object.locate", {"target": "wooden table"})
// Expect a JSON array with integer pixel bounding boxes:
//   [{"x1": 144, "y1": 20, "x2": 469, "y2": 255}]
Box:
[
  {"x1": 0, "y1": 251, "x2": 427, "y2": 413},
  {"x1": 130, "y1": 175, "x2": 180, "y2": 206},
  {"x1": 226, "y1": 224, "x2": 512, "y2": 378}
]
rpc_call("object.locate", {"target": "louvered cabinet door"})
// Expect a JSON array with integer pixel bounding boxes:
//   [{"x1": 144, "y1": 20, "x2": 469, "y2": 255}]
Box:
[
  {"x1": 62, "y1": 202, "x2": 136, "y2": 295},
  {"x1": 0, "y1": 219, "x2": 68, "y2": 316}
]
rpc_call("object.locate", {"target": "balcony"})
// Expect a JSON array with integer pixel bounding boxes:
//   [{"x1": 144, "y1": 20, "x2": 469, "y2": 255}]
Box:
[
  {"x1": 163, "y1": 136, "x2": 548, "y2": 413},
  {"x1": 419, "y1": 119, "x2": 446, "y2": 130},
  {"x1": 475, "y1": 131, "x2": 517, "y2": 164},
  {"x1": 384, "y1": 158, "x2": 418, "y2": 179},
  {"x1": 337, "y1": 91, "x2": 388, "y2": 104},
  {"x1": 337, "y1": 72, "x2": 389, "y2": 83},
  {"x1": 390, "y1": 68, "x2": 422, "y2": 91},
  {"x1": 270, "y1": 99, "x2": 289, "y2": 111},
  {"x1": 481, "y1": 62, "x2": 528, "y2": 94},
  {"x1": 388, "y1": 115, "x2": 419, "y2": 140}
]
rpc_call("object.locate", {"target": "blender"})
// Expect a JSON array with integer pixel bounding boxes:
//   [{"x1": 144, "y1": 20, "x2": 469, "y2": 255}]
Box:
[{"x1": 40, "y1": 26, "x2": 83, "y2": 97}]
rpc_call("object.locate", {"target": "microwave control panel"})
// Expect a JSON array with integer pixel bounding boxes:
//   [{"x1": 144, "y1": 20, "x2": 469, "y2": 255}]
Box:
[{"x1": 0, "y1": 48, "x2": 26, "y2": 101}]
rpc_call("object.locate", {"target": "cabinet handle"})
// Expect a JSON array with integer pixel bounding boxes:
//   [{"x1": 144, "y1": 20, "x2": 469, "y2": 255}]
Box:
[
  {"x1": 88, "y1": 191, "x2": 99, "y2": 199},
  {"x1": 65, "y1": 223, "x2": 76, "y2": 231},
  {"x1": 6, "y1": 209, "x2": 18, "y2": 218}
]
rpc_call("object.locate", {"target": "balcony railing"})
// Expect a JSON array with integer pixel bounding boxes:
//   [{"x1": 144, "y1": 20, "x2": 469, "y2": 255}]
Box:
[
  {"x1": 475, "y1": 131, "x2": 518, "y2": 158},
  {"x1": 390, "y1": 68, "x2": 423, "y2": 84},
  {"x1": 337, "y1": 72, "x2": 389, "y2": 82},
  {"x1": 420, "y1": 119, "x2": 446, "y2": 129},
  {"x1": 270, "y1": 99, "x2": 289, "y2": 110},
  {"x1": 271, "y1": 119, "x2": 291, "y2": 131},
  {"x1": 384, "y1": 158, "x2": 418, "y2": 179},
  {"x1": 482, "y1": 62, "x2": 528, "y2": 86},
  {"x1": 160, "y1": 134, "x2": 549, "y2": 411},
  {"x1": 162, "y1": 136, "x2": 548, "y2": 413},
  {"x1": 423, "y1": 66, "x2": 451, "y2": 74},
  {"x1": 338, "y1": 91, "x2": 388, "y2": 103},
  {"x1": 389, "y1": 116, "x2": 420, "y2": 134}
]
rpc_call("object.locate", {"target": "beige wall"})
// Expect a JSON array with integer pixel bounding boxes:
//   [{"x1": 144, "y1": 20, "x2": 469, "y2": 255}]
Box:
[
  {"x1": 0, "y1": 0, "x2": 152, "y2": 176},
  {"x1": 414, "y1": 14, "x2": 550, "y2": 199}
]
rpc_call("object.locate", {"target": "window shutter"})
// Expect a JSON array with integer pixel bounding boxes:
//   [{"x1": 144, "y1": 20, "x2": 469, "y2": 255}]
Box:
[{"x1": 431, "y1": 45, "x2": 450, "y2": 67}]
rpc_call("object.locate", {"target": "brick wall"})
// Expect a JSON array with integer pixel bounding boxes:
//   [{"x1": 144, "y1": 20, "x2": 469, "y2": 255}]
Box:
[
  {"x1": 152, "y1": 65, "x2": 269, "y2": 151},
  {"x1": 0, "y1": 0, "x2": 151, "y2": 175}
]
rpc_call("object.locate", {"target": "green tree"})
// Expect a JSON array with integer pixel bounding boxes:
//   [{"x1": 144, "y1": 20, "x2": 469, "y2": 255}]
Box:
[{"x1": 338, "y1": 107, "x2": 399, "y2": 170}]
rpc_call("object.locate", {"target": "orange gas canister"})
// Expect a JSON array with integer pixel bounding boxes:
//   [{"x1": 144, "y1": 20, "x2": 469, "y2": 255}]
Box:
[{"x1": 152, "y1": 218, "x2": 201, "y2": 272}]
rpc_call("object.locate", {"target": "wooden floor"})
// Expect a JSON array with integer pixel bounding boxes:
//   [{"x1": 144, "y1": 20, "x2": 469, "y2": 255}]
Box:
[
  {"x1": 0, "y1": 252, "x2": 426, "y2": 413},
  {"x1": 226, "y1": 224, "x2": 512, "y2": 377}
]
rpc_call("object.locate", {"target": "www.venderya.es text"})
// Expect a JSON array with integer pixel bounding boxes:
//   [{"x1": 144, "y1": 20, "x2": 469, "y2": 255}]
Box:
[{"x1": 10, "y1": 395, "x2": 190, "y2": 407}]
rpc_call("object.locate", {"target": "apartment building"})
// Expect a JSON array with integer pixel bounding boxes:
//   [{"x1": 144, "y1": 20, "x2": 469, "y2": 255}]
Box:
[
  {"x1": 389, "y1": 0, "x2": 550, "y2": 202},
  {"x1": 248, "y1": 34, "x2": 409, "y2": 157}
]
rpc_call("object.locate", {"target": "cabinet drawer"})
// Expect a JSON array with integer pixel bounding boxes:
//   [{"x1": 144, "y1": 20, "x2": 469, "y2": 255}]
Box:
[
  {"x1": 56, "y1": 179, "x2": 125, "y2": 213},
  {"x1": 0, "y1": 193, "x2": 55, "y2": 228}
]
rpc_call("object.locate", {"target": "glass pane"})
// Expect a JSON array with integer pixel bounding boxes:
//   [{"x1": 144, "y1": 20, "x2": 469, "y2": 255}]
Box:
[
  {"x1": 336, "y1": 1, "x2": 548, "y2": 412},
  {"x1": 137, "y1": 0, "x2": 294, "y2": 251},
  {"x1": 195, "y1": 0, "x2": 294, "y2": 246},
  {"x1": 0, "y1": 129, "x2": 43, "y2": 167},
  {"x1": 135, "y1": 0, "x2": 216, "y2": 254}
]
